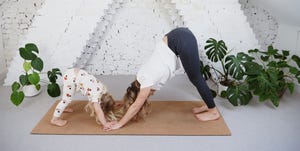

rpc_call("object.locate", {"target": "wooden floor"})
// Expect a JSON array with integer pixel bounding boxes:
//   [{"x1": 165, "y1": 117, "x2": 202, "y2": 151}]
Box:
[{"x1": 1, "y1": 75, "x2": 300, "y2": 151}]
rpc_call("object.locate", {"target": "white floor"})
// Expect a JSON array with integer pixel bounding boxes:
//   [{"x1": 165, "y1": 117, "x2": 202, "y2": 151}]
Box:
[{"x1": 1, "y1": 75, "x2": 300, "y2": 151}]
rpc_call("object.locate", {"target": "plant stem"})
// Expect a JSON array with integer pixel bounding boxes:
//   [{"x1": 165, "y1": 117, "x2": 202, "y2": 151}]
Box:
[
  {"x1": 211, "y1": 66, "x2": 225, "y2": 78},
  {"x1": 221, "y1": 59, "x2": 228, "y2": 80}
]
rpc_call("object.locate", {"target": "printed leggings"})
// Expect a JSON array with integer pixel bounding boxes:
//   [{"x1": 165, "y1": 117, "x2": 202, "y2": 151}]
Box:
[
  {"x1": 166, "y1": 27, "x2": 216, "y2": 108},
  {"x1": 53, "y1": 69, "x2": 76, "y2": 117}
]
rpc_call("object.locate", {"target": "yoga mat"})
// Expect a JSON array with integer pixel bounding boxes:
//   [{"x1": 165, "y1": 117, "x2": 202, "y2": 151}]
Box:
[{"x1": 31, "y1": 100, "x2": 231, "y2": 136}]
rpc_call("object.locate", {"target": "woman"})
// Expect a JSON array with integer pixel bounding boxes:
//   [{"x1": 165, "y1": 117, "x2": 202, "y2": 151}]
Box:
[{"x1": 106, "y1": 27, "x2": 220, "y2": 131}]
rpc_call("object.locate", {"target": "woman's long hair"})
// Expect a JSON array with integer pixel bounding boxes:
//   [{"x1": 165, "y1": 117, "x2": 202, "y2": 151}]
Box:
[
  {"x1": 85, "y1": 93, "x2": 122, "y2": 125},
  {"x1": 121, "y1": 80, "x2": 151, "y2": 121},
  {"x1": 85, "y1": 80, "x2": 151, "y2": 125}
]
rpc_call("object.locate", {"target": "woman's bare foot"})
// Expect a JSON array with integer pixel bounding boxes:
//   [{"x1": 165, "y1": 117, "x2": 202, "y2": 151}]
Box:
[
  {"x1": 51, "y1": 117, "x2": 68, "y2": 126},
  {"x1": 195, "y1": 107, "x2": 220, "y2": 121},
  {"x1": 192, "y1": 105, "x2": 208, "y2": 114},
  {"x1": 64, "y1": 107, "x2": 74, "y2": 113}
]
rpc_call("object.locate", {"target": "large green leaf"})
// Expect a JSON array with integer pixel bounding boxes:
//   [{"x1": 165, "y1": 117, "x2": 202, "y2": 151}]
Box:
[
  {"x1": 267, "y1": 45, "x2": 278, "y2": 56},
  {"x1": 225, "y1": 52, "x2": 253, "y2": 80},
  {"x1": 260, "y1": 55, "x2": 269, "y2": 62},
  {"x1": 270, "y1": 95, "x2": 280, "y2": 107},
  {"x1": 28, "y1": 72, "x2": 40, "y2": 85},
  {"x1": 200, "y1": 61, "x2": 211, "y2": 80},
  {"x1": 205, "y1": 38, "x2": 227, "y2": 62},
  {"x1": 10, "y1": 91, "x2": 25, "y2": 106},
  {"x1": 297, "y1": 74, "x2": 300, "y2": 83},
  {"x1": 25, "y1": 43, "x2": 39, "y2": 54},
  {"x1": 226, "y1": 84, "x2": 252, "y2": 106},
  {"x1": 47, "y1": 68, "x2": 62, "y2": 83},
  {"x1": 289, "y1": 67, "x2": 299, "y2": 75},
  {"x1": 244, "y1": 62, "x2": 263, "y2": 75},
  {"x1": 286, "y1": 82, "x2": 294, "y2": 93},
  {"x1": 35, "y1": 84, "x2": 41, "y2": 91},
  {"x1": 19, "y1": 47, "x2": 37, "y2": 60},
  {"x1": 292, "y1": 55, "x2": 300, "y2": 68},
  {"x1": 19, "y1": 74, "x2": 28, "y2": 86},
  {"x1": 248, "y1": 49, "x2": 259, "y2": 54},
  {"x1": 276, "y1": 61, "x2": 289, "y2": 68},
  {"x1": 47, "y1": 83, "x2": 61, "y2": 97},
  {"x1": 12, "y1": 81, "x2": 21, "y2": 91},
  {"x1": 246, "y1": 69, "x2": 283, "y2": 106},
  {"x1": 23, "y1": 61, "x2": 32, "y2": 72},
  {"x1": 282, "y1": 50, "x2": 290, "y2": 57},
  {"x1": 31, "y1": 57, "x2": 43, "y2": 72},
  {"x1": 51, "y1": 68, "x2": 62, "y2": 75}
]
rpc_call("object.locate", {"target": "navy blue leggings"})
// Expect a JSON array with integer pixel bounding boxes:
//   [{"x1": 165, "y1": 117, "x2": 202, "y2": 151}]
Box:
[{"x1": 165, "y1": 27, "x2": 216, "y2": 108}]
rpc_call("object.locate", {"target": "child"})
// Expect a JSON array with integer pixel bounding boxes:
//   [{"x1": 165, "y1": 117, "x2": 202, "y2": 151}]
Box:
[{"x1": 50, "y1": 68, "x2": 116, "y2": 129}]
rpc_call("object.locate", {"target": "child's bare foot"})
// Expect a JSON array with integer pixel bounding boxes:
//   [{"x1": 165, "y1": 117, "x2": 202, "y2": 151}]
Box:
[
  {"x1": 64, "y1": 107, "x2": 74, "y2": 113},
  {"x1": 192, "y1": 105, "x2": 208, "y2": 114},
  {"x1": 51, "y1": 117, "x2": 68, "y2": 126},
  {"x1": 195, "y1": 107, "x2": 220, "y2": 121}
]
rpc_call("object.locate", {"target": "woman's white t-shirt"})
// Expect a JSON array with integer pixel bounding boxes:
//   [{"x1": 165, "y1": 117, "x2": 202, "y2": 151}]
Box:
[{"x1": 137, "y1": 40, "x2": 178, "y2": 90}]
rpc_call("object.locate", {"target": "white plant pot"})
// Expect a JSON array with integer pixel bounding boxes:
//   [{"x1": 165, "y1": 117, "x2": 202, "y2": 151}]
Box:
[
  {"x1": 218, "y1": 84, "x2": 228, "y2": 96},
  {"x1": 22, "y1": 85, "x2": 41, "y2": 97}
]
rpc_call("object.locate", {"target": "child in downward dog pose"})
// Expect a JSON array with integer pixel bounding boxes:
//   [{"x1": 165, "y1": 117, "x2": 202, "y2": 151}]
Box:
[{"x1": 50, "y1": 68, "x2": 117, "y2": 129}]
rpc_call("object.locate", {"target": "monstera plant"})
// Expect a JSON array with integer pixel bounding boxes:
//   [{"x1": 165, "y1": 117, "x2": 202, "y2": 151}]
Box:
[
  {"x1": 202, "y1": 38, "x2": 256, "y2": 106},
  {"x1": 202, "y1": 38, "x2": 300, "y2": 107},
  {"x1": 10, "y1": 43, "x2": 62, "y2": 106},
  {"x1": 245, "y1": 45, "x2": 300, "y2": 107}
]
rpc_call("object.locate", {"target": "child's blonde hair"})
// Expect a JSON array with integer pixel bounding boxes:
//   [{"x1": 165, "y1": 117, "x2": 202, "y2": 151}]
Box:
[{"x1": 85, "y1": 93, "x2": 122, "y2": 125}]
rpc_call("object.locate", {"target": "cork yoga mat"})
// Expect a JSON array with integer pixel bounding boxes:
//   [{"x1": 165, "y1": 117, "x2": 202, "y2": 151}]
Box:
[{"x1": 31, "y1": 100, "x2": 231, "y2": 136}]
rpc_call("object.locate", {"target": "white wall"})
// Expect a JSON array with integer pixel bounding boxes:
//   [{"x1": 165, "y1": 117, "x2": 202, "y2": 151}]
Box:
[
  {"x1": 3, "y1": 0, "x2": 113, "y2": 85},
  {"x1": 244, "y1": 0, "x2": 300, "y2": 52},
  {"x1": 274, "y1": 23, "x2": 300, "y2": 56},
  {"x1": 3, "y1": 0, "x2": 259, "y2": 85},
  {"x1": 239, "y1": 0, "x2": 279, "y2": 49},
  {"x1": 80, "y1": 0, "x2": 259, "y2": 76},
  {"x1": 83, "y1": 0, "x2": 176, "y2": 75},
  {"x1": 274, "y1": 23, "x2": 300, "y2": 91},
  {"x1": 252, "y1": 0, "x2": 300, "y2": 26},
  {"x1": 0, "y1": 17, "x2": 5, "y2": 85},
  {"x1": 0, "y1": 0, "x2": 45, "y2": 68},
  {"x1": 240, "y1": 0, "x2": 300, "y2": 91}
]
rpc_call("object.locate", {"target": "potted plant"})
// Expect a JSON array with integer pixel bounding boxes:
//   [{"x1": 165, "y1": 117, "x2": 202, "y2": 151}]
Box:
[
  {"x1": 10, "y1": 43, "x2": 62, "y2": 106},
  {"x1": 245, "y1": 45, "x2": 300, "y2": 107},
  {"x1": 202, "y1": 38, "x2": 255, "y2": 106}
]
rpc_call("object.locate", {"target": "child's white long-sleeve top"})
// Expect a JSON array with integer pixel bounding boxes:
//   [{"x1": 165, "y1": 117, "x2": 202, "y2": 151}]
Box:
[{"x1": 53, "y1": 68, "x2": 107, "y2": 117}]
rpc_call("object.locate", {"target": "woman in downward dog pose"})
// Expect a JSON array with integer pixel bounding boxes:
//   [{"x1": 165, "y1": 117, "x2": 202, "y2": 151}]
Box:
[
  {"x1": 50, "y1": 68, "x2": 117, "y2": 129},
  {"x1": 106, "y1": 27, "x2": 220, "y2": 131}
]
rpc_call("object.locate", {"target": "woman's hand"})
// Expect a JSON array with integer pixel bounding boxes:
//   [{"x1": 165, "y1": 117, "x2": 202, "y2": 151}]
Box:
[
  {"x1": 102, "y1": 121, "x2": 117, "y2": 131},
  {"x1": 104, "y1": 122, "x2": 123, "y2": 131},
  {"x1": 104, "y1": 87, "x2": 152, "y2": 131}
]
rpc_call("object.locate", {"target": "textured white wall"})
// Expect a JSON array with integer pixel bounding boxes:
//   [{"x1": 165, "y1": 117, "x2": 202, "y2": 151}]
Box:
[
  {"x1": 4, "y1": 0, "x2": 112, "y2": 85},
  {"x1": 84, "y1": 0, "x2": 176, "y2": 75},
  {"x1": 240, "y1": 0, "x2": 300, "y2": 60},
  {"x1": 175, "y1": 0, "x2": 259, "y2": 75},
  {"x1": 239, "y1": 0, "x2": 279, "y2": 49},
  {"x1": 82, "y1": 0, "x2": 260, "y2": 76},
  {"x1": 0, "y1": 0, "x2": 45, "y2": 68},
  {"x1": 3, "y1": 0, "x2": 261, "y2": 85},
  {"x1": 0, "y1": 17, "x2": 5, "y2": 84},
  {"x1": 249, "y1": 0, "x2": 300, "y2": 26},
  {"x1": 274, "y1": 24, "x2": 300, "y2": 56}
]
